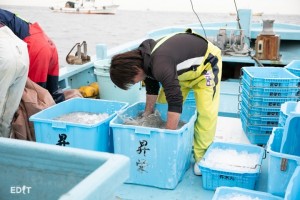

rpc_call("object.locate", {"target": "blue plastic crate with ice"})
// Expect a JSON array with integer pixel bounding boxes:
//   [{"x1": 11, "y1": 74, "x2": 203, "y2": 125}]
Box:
[
  {"x1": 284, "y1": 166, "x2": 300, "y2": 200},
  {"x1": 285, "y1": 60, "x2": 300, "y2": 77},
  {"x1": 110, "y1": 102, "x2": 197, "y2": 189},
  {"x1": 199, "y1": 141, "x2": 265, "y2": 190},
  {"x1": 241, "y1": 67, "x2": 300, "y2": 87},
  {"x1": 212, "y1": 186, "x2": 283, "y2": 200},
  {"x1": 30, "y1": 98, "x2": 128, "y2": 152},
  {"x1": 266, "y1": 127, "x2": 300, "y2": 197},
  {"x1": 0, "y1": 137, "x2": 130, "y2": 200}
]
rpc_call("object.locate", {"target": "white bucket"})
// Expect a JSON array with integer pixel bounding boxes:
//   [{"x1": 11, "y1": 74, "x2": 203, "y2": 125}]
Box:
[
  {"x1": 94, "y1": 59, "x2": 110, "y2": 73},
  {"x1": 94, "y1": 70, "x2": 142, "y2": 105}
]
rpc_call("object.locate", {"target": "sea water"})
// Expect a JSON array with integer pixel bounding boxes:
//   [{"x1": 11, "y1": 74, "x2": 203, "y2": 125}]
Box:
[{"x1": 2, "y1": 5, "x2": 300, "y2": 67}]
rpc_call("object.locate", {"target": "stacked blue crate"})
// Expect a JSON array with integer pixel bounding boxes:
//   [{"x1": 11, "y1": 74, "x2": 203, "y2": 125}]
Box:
[{"x1": 240, "y1": 67, "x2": 300, "y2": 145}]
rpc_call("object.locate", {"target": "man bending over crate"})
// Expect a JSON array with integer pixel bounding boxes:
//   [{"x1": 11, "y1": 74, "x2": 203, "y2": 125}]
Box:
[{"x1": 109, "y1": 29, "x2": 222, "y2": 176}]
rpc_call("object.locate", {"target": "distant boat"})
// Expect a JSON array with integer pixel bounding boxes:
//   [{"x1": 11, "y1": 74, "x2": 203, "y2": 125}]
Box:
[{"x1": 49, "y1": 0, "x2": 119, "y2": 14}]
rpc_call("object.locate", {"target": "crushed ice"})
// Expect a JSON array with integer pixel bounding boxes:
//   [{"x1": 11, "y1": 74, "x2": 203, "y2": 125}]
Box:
[
  {"x1": 219, "y1": 193, "x2": 261, "y2": 200},
  {"x1": 53, "y1": 112, "x2": 109, "y2": 125},
  {"x1": 201, "y1": 148, "x2": 261, "y2": 172}
]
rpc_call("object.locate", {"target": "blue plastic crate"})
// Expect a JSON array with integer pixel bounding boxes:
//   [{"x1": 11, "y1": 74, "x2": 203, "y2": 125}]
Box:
[
  {"x1": 30, "y1": 98, "x2": 128, "y2": 152},
  {"x1": 241, "y1": 115, "x2": 272, "y2": 145},
  {"x1": 241, "y1": 92, "x2": 298, "y2": 108},
  {"x1": 212, "y1": 186, "x2": 283, "y2": 200},
  {"x1": 183, "y1": 90, "x2": 196, "y2": 107},
  {"x1": 280, "y1": 114, "x2": 300, "y2": 157},
  {"x1": 278, "y1": 101, "x2": 298, "y2": 127},
  {"x1": 266, "y1": 127, "x2": 300, "y2": 197},
  {"x1": 240, "y1": 108, "x2": 279, "y2": 126},
  {"x1": 284, "y1": 166, "x2": 300, "y2": 200},
  {"x1": 241, "y1": 67, "x2": 300, "y2": 87},
  {"x1": 199, "y1": 142, "x2": 264, "y2": 190},
  {"x1": 241, "y1": 79, "x2": 300, "y2": 97},
  {"x1": 0, "y1": 137, "x2": 130, "y2": 200},
  {"x1": 245, "y1": 132, "x2": 271, "y2": 145},
  {"x1": 110, "y1": 102, "x2": 197, "y2": 189},
  {"x1": 240, "y1": 101, "x2": 280, "y2": 116},
  {"x1": 285, "y1": 60, "x2": 300, "y2": 77}
]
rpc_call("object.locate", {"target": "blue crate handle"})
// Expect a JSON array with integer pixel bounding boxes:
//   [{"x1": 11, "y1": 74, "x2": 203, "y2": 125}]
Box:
[
  {"x1": 52, "y1": 121, "x2": 67, "y2": 129},
  {"x1": 237, "y1": 93, "x2": 243, "y2": 112},
  {"x1": 237, "y1": 102, "x2": 241, "y2": 114},
  {"x1": 262, "y1": 149, "x2": 267, "y2": 159}
]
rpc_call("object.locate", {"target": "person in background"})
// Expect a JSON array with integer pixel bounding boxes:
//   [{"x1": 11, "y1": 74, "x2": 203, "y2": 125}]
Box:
[
  {"x1": 0, "y1": 8, "x2": 65, "y2": 103},
  {"x1": 0, "y1": 22, "x2": 29, "y2": 137},
  {"x1": 110, "y1": 29, "x2": 222, "y2": 176}
]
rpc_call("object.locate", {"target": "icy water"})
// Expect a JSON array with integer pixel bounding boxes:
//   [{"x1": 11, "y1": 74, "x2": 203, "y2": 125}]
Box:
[
  {"x1": 122, "y1": 110, "x2": 186, "y2": 129},
  {"x1": 2, "y1": 5, "x2": 300, "y2": 66}
]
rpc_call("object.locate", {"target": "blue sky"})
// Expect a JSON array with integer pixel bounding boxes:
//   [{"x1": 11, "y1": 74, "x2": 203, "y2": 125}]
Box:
[{"x1": 0, "y1": 0, "x2": 299, "y2": 14}]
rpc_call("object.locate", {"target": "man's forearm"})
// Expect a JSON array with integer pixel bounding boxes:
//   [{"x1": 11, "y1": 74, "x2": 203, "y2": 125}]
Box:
[
  {"x1": 165, "y1": 111, "x2": 180, "y2": 130},
  {"x1": 144, "y1": 94, "x2": 158, "y2": 116}
]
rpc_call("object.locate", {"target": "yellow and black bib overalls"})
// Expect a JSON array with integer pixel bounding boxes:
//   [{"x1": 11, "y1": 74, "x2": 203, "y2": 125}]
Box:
[{"x1": 153, "y1": 29, "x2": 222, "y2": 162}]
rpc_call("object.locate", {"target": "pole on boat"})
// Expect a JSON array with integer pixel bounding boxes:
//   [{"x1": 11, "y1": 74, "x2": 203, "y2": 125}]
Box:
[
  {"x1": 237, "y1": 9, "x2": 252, "y2": 47},
  {"x1": 96, "y1": 44, "x2": 108, "y2": 59}
]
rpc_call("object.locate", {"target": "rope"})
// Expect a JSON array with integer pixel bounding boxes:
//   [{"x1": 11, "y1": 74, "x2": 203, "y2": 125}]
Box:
[{"x1": 189, "y1": 0, "x2": 207, "y2": 39}]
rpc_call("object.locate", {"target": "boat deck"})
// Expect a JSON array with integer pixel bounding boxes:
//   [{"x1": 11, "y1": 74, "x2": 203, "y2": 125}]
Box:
[{"x1": 114, "y1": 116, "x2": 269, "y2": 200}]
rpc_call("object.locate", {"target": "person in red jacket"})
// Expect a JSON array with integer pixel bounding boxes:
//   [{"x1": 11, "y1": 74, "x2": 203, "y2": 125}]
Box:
[{"x1": 0, "y1": 8, "x2": 65, "y2": 103}]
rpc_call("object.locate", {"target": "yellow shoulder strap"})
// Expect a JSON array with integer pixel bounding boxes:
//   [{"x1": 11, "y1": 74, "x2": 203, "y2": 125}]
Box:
[
  {"x1": 151, "y1": 28, "x2": 206, "y2": 55},
  {"x1": 151, "y1": 32, "x2": 179, "y2": 54}
]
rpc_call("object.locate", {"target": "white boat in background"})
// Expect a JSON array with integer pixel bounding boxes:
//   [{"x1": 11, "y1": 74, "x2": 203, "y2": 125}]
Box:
[{"x1": 49, "y1": 0, "x2": 119, "y2": 14}]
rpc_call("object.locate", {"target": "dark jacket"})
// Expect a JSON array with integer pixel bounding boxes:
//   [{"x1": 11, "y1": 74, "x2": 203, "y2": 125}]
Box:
[
  {"x1": 0, "y1": 8, "x2": 29, "y2": 39},
  {"x1": 138, "y1": 33, "x2": 208, "y2": 113}
]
